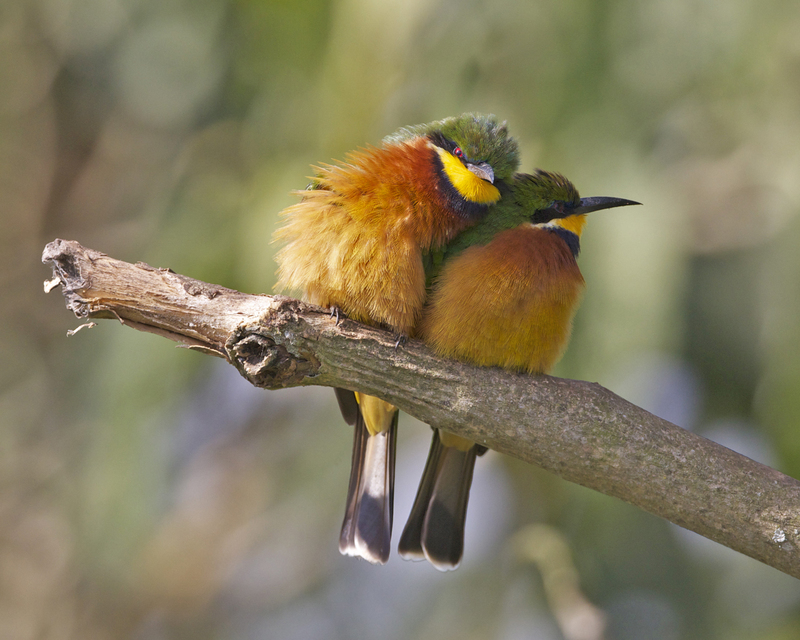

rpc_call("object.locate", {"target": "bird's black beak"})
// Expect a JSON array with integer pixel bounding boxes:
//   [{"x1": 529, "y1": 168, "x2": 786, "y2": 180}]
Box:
[
  {"x1": 533, "y1": 196, "x2": 640, "y2": 224},
  {"x1": 466, "y1": 161, "x2": 495, "y2": 184},
  {"x1": 572, "y1": 196, "x2": 641, "y2": 215}
]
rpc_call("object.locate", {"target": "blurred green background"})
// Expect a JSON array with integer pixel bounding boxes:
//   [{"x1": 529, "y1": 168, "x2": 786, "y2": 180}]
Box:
[{"x1": 3, "y1": 0, "x2": 800, "y2": 637}]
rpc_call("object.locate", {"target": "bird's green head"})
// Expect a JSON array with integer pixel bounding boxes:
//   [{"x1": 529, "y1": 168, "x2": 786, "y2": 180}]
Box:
[
  {"x1": 386, "y1": 113, "x2": 519, "y2": 183},
  {"x1": 515, "y1": 170, "x2": 585, "y2": 237},
  {"x1": 386, "y1": 113, "x2": 520, "y2": 219}
]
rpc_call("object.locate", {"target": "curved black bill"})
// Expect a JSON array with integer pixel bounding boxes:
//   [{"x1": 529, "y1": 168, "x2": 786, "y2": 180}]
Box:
[
  {"x1": 533, "y1": 196, "x2": 640, "y2": 224},
  {"x1": 573, "y1": 196, "x2": 641, "y2": 215}
]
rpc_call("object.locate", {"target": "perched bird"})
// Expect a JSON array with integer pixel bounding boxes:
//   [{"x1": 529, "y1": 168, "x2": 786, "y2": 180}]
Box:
[
  {"x1": 399, "y1": 170, "x2": 639, "y2": 570},
  {"x1": 274, "y1": 114, "x2": 520, "y2": 564}
]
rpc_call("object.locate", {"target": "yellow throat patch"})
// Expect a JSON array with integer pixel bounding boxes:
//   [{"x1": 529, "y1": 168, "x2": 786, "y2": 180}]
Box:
[
  {"x1": 552, "y1": 213, "x2": 588, "y2": 237},
  {"x1": 435, "y1": 147, "x2": 501, "y2": 205}
]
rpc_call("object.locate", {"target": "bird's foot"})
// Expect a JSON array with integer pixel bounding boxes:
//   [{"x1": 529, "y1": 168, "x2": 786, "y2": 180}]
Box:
[
  {"x1": 394, "y1": 334, "x2": 407, "y2": 351},
  {"x1": 329, "y1": 306, "x2": 345, "y2": 325}
]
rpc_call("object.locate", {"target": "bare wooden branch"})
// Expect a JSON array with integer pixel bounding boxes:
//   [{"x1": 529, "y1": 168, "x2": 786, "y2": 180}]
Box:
[{"x1": 42, "y1": 238, "x2": 800, "y2": 578}]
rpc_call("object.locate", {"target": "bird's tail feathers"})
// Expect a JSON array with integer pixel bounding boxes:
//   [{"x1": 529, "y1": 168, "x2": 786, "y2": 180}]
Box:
[
  {"x1": 399, "y1": 429, "x2": 479, "y2": 571},
  {"x1": 339, "y1": 398, "x2": 398, "y2": 564}
]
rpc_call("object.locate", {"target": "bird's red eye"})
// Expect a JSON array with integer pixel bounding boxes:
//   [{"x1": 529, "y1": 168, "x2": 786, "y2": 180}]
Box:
[{"x1": 453, "y1": 147, "x2": 464, "y2": 159}]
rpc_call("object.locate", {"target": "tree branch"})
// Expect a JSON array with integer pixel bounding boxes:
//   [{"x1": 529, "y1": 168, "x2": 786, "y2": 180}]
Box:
[{"x1": 42, "y1": 238, "x2": 800, "y2": 578}]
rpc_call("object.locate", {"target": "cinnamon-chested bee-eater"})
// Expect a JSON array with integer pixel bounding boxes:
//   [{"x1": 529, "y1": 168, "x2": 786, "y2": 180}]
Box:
[
  {"x1": 274, "y1": 114, "x2": 520, "y2": 564},
  {"x1": 399, "y1": 170, "x2": 639, "y2": 570}
]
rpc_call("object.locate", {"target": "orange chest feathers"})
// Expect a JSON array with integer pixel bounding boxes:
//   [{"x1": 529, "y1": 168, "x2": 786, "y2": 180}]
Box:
[
  {"x1": 274, "y1": 138, "x2": 475, "y2": 334},
  {"x1": 419, "y1": 224, "x2": 585, "y2": 374}
]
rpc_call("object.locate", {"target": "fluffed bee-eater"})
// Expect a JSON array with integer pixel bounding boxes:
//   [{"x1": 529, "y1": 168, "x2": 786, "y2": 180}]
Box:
[
  {"x1": 274, "y1": 114, "x2": 520, "y2": 564},
  {"x1": 399, "y1": 170, "x2": 640, "y2": 570}
]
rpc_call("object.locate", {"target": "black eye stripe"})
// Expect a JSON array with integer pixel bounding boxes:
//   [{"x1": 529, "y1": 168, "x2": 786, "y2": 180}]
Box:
[{"x1": 428, "y1": 132, "x2": 464, "y2": 159}]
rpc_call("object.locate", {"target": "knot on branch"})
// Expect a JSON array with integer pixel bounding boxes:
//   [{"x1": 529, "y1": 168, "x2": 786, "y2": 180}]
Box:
[{"x1": 228, "y1": 331, "x2": 318, "y2": 389}]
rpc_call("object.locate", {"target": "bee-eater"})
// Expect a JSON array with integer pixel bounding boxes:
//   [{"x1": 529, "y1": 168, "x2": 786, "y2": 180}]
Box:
[
  {"x1": 399, "y1": 170, "x2": 639, "y2": 570},
  {"x1": 274, "y1": 114, "x2": 520, "y2": 564}
]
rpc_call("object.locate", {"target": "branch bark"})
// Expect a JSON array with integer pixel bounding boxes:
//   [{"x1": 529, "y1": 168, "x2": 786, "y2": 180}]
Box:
[{"x1": 42, "y1": 238, "x2": 800, "y2": 579}]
